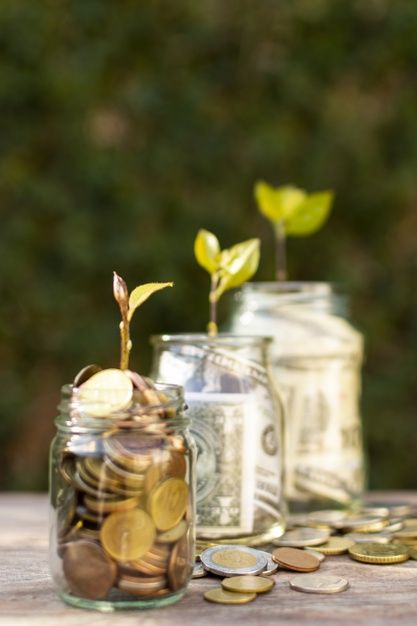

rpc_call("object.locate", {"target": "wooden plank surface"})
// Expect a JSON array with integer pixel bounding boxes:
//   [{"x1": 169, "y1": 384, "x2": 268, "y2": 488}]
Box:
[{"x1": 1, "y1": 492, "x2": 417, "y2": 626}]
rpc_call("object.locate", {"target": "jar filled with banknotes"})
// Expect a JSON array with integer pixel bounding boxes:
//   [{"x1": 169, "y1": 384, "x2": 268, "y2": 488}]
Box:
[
  {"x1": 150, "y1": 334, "x2": 286, "y2": 546},
  {"x1": 49, "y1": 369, "x2": 195, "y2": 611},
  {"x1": 229, "y1": 282, "x2": 365, "y2": 512}
]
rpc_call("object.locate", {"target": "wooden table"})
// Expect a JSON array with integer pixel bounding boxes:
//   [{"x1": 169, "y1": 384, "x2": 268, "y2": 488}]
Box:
[{"x1": 1, "y1": 492, "x2": 417, "y2": 626}]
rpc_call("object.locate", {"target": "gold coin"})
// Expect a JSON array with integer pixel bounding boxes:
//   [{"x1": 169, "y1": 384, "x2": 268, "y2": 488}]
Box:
[
  {"x1": 100, "y1": 509, "x2": 155, "y2": 561},
  {"x1": 158, "y1": 519, "x2": 187, "y2": 544},
  {"x1": 222, "y1": 575, "x2": 275, "y2": 594},
  {"x1": 404, "y1": 518, "x2": 417, "y2": 528},
  {"x1": 78, "y1": 368, "x2": 133, "y2": 416},
  {"x1": 144, "y1": 450, "x2": 186, "y2": 493},
  {"x1": 168, "y1": 534, "x2": 191, "y2": 591},
  {"x1": 147, "y1": 478, "x2": 188, "y2": 531},
  {"x1": 341, "y1": 515, "x2": 387, "y2": 533},
  {"x1": 393, "y1": 528, "x2": 417, "y2": 540},
  {"x1": 309, "y1": 537, "x2": 355, "y2": 555},
  {"x1": 408, "y1": 547, "x2": 417, "y2": 560},
  {"x1": 204, "y1": 588, "x2": 257, "y2": 605},
  {"x1": 84, "y1": 494, "x2": 140, "y2": 514},
  {"x1": 348, "y1": 542, "x2": 409, "y2": 564}
]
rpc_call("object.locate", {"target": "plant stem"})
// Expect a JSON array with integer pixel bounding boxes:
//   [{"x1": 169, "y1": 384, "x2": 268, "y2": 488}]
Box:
[
  {"x1": 274, "y1": 222, "x2": 287, "y2": 282},
  {"x1": 119, "y1": 315, "x2": 131, "y2": 370},
  {"x1": 208, "y1": 274, "x2": 218, "y2": 336}
]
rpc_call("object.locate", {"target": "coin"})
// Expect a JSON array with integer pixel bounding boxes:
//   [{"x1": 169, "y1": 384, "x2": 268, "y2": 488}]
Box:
[
  {"x1": 309, "y1": 537, "x2": 355, "y2": 555},
  {"x1": 84, "y1": 494, "x2": 140, "y2": 514},
  {"x1": 73, "y1": 364, "x2": 102, "y2": 387},
  {"x1": 77, "y1": 368, "x2": 133, "y2": 416},
  {"x1": 257, "y1": 550, "x2": 279, "y2": 574},
  {"x1": 144, "y1": 451, "x2": 186, "y2": 493},
  {"x1": 192, "y1": 562, "x2": 208, "y2": 578},
  {"x1": 63, "y1": 540, "x2": 117, "y2": 600},
  {"x1": 289, "y1": 574, "x2": 349, "y2": 594},
  {"x1": 118, "y1": 574, "x2": 168, "y2": 596},
  {"x1": 404, "y1": 518, "x2": 417, "y2": 527},
  {"x1": 222, "y1": 575, "x2": 275, "y2": 594},
  {"x1": 201, "y1": 545, "x2": 268, "y2": 577},
  {"x1": 393, "y1": 528, "x2": 417, "y2": 540},
  {"x1": 204, "y1": 588, "x2": 257, "y2": 605},
  {"x1": 344, "y1": 532, "x2": 391, "y2": 545},
  {"x1": 272, "y1": 527, "x2": 330, "y2": 547},
  {"x1": 100, "y1": 509, "x2": 155, "y2": 561},
  {"x1": 348, "y1": 542, "x2": 409, "y2": 564},
  {"x1": 147, "y1": 477, "x2": 188, "y2": 531},
  {"x1": 272, "y1": 547, "x2": 320, "y2": 572},
  {"x1": 363, "y1": 501, "x2": 412, "y2": 518},
  {"x1": 340, "y1": 515, "x2": 387, "y2": 533},
  {"x1": 168, "y1": 534, "x2": 191, "y2": 591},
  {"x1": 158, "y1": 519, "x2": 187, "y2": 544},
  {"x1": 303, "y1": 548, "x2": 326, "y2": 562},
  {"x1": 408, "y1": 548, "x2": 417, "y2": 560},
  {"x1": 306, "y1": 510, "x2": 347, "y2": 527}
]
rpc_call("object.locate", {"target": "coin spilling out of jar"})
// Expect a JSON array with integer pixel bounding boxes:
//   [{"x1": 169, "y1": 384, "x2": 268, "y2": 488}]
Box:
[{"x1": 52, "y1": 366, "x2": 193, "y2": 606}]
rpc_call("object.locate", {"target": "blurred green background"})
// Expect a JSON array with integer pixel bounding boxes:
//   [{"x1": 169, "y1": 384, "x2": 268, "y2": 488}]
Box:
[{"x1": 1, "y1": 0, "x2": 416, "y2": 491}]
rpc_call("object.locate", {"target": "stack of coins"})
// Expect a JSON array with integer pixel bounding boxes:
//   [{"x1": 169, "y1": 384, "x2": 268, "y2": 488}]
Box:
[{"x1": 54, "y1": 367, "x2": 193, "y2": 602}]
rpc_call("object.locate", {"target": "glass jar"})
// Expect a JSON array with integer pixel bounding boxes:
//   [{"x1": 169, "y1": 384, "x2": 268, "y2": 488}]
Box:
[
  {"x1": 49, "y1": 382, "x2": 195, "y2": 611},
  {"x1": 150, "y1": 334, "x2": 286, "y2": 546},
  {"x1": 229, "y1": 282, "x2": 365, "y2": 512}
]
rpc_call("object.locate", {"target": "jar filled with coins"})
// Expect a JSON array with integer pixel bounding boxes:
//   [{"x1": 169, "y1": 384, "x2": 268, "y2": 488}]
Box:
[
  {"x1": 49, "y1": 370, "x2": 196, "y2": 611},
  {"x1": 150, "y1": 334, "x2": 286, "y2": 546},
  {"x1": 229, "y1": 282, "x2": 365, "y2": 512}
]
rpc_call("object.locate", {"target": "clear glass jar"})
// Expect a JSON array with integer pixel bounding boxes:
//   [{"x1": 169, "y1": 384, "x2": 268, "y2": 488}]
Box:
[
  {"x1": 229, "y1": 282, "x2": 365, "y2": 512},
  {"x1": 150, "y1": 334, "x2": 286, "y2": 546},
  {"x1": 49, "y1": 382, "x2": 195, "y2": 611}
]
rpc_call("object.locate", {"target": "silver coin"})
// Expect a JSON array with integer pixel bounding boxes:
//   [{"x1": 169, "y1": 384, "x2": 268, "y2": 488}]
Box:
[
  {"x1": 306, "y1": 510, "x2": 347, "y2": 527},
  {"x1": 286, "y1": 513, "x2": 310, "y2": 528},
  {"x1": 363, "y1": 502, "x2": 412, "y2": 518},
  {"x1": 338, "y1": 515, "x2": 386, "y2": 532},
  {"x1": 383, "y1": 518, "x2": 404, "y2": 533},
  {"x1": 200, "y1": 545, "x2": 268, "y2": 577},
  {"x1": 272, "y1": 527, "x2": 330, "y2": 547},
  {"x1": 344, "y1": 532, "x2": 391, "y2": 544},
  {"x1": 303, "y1": 548, "x2": 326, "y2": 562},
  {"x1": 192, "y1": 562, "x2": 208, "y2": 578},
  {"x1": 257, "y1": 550, "x2": 279, "y2": 575},
  {"x1": 289, "y1": 574, "x2": 349, "y2": 594}
]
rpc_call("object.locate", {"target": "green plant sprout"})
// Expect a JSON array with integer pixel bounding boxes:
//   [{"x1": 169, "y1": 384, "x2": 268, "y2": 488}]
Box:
[
  {"x1": 254, "y1": 181, "x2": 334, "y2": 282},
  {"x1": 113, "y1": 272, "x2": 173, "y2": 370},
  {"x1": 194, "y1": 230, "x2": 260, "y2": 336}
]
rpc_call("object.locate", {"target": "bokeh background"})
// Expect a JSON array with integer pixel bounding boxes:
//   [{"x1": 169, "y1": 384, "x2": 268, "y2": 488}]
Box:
[{"x1": 1, "y1": 0, "x2": 416, "y2": 491}]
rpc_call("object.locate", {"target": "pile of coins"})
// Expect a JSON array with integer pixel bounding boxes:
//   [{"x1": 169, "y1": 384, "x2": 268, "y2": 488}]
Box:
[
  {"x1": 196, "y1": 502, "x2": 417, "y2": 604},
  {"x1": 53, "y1": 366, "x2": 193, "y2": 603}
]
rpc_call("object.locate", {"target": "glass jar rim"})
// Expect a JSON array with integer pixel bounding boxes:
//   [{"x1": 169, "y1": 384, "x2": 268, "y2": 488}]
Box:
[
  {"x1": 239, "y1": 281, "x2": 338, "y2": 295},
  {"x1": 56, "y1": 381, "x2": 188, "y2": 432},
  {"x1": 150, "y1": 333, "x2": 273, "y2": 347}
]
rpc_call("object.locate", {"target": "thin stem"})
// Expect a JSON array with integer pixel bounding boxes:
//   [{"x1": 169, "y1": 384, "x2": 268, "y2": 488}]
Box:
[
  {"x1": 274, "y1": 222, "x2": 287, "y2": 282},
  {"x1": 119, "y1": 314, "x2": 131, "y2": 370},
  {"x1": 208, "y1": 274, "x2": 219, "y2": 336}
]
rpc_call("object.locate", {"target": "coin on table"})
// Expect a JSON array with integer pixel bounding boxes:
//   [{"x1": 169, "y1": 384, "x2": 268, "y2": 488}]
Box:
[
  {"x1": 100, "y1": 509, "x2": 155, "y2": 561},
  {"x1": 408, "y1": 547, "x2": 417, "y2": 560},
  {"x1": 383, "y1": 518, "x2": 404, "y2": 533},
  {"x1": 393, "y1": 528, "x2": 417, "y2": 540},
  {"x1": 63, "y1": 540, "x2": 117, "y2": 600},
  {"x1": 309, "y1": 537, "x2": 355, "y2": 555},
  {"x1": 403, "y1": 518, "x2": 417, "y2": 528},
  {"x1": 192, "y1": 562, "x2": 208, "y2": 578},
  {"x1": 303, "y1": 548, "x2": 326, "y2": 562},
  {"x1": 344, "y1": 532, "x2": 391, "y2": 545},
  {"x1": 168, "y1": 534, "x2": 191, "y2": 591},
  {"x1": 222, "y1": 575, "x2": 275, "y2": 594},
  {"x1": 272, "y1": 547, "x2": 320, "y2": 572},
  {"x1": 272, "y1": 527, "x2": 330, "y2": 548},
  {"x1": 363, "y1": 501, "x2": 412, "y2": 518},
  {"x1": 340, "y1": 515, "x2": 387, "y2": 533},
  {"x1": 306, "y1": 510, "x2": 347, "y2": 528},
  {"x1": 257, "y1": 550, "x2": 279, "y2": 574},
  {"x1": 289, "y1": 574, "x2": 349, "y2": 594},
  {"x1": 348, "y1": 542, "x2": 409, "y2": 564},
  {"x1": 204, "y1": 588, "x2": 257, "y2": 605},
  {"x1": 201, "y1": 545, "x2": 268, "y2": 577},
  {"x1": 77, "y1": 368, "x2": 133, "y2": 416},
  {"x1": 148, "y1": 477, "x2": 188, "y2": 531}
]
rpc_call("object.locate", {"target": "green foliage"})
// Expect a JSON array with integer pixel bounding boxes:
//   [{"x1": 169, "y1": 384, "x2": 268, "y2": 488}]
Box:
[
  {"x1": 128, "y1": 282, "x2": 174, "y2": 321},
  {"x1": 194, "y1": 230, "x2": 260, "y2": 333},
  {"x1": 0, "y1": 0, "x2": 416, "y2": 490}
]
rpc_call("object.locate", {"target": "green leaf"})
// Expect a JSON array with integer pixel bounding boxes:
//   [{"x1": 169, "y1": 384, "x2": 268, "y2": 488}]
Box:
[
  {"x1": 194, "y1": 229, "x2": 221, "y2": 274},
  {"x1": 285, "y1": 191, "x2": 334, "y2": 236},
  {"x1": 255, "y1": 181, "x2": 306, "y2": 223},
  {"x1": 128, "y1": 282, "x2": 173, "y2": 320},
  {"x1": 215, "y1": 238, "x2": 260, "y2": 299}
]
